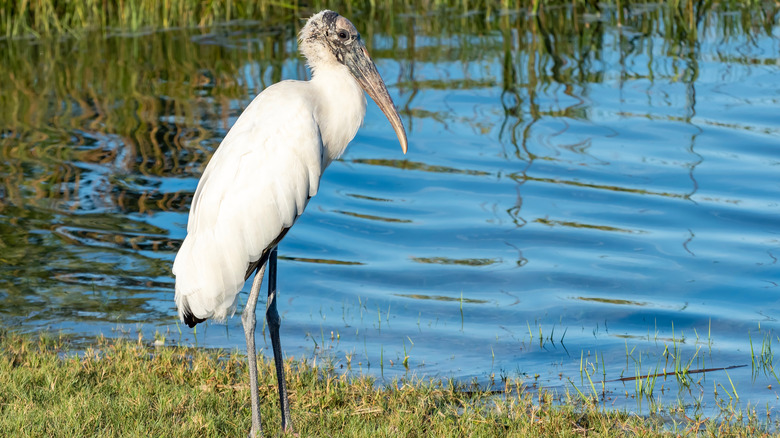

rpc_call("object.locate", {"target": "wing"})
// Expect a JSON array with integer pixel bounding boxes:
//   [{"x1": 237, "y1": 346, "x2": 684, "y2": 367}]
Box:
[{"x1": 173, "y1": 81, "x2": 324, "y2": 323}]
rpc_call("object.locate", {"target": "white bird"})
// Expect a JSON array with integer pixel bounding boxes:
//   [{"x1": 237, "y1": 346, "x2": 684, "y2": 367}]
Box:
[{"x1": 172, "y1": 10, "x2": 407, "y2": 437}]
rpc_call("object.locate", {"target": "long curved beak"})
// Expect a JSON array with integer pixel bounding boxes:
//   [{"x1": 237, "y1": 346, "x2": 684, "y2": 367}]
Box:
[{"x1": 345, "y1": 43, "x2": 408, "y2": 154}]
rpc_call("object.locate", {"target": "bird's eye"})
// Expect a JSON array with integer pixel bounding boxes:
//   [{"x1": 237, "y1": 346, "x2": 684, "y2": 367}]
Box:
[{"x1": 337, "y1": 31, "x2": 349, "y2": 40}]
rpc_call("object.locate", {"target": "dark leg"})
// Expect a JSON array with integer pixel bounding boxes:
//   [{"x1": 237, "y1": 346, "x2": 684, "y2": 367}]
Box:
[
  {"x1": 267, "y1": 246, "x2": 293, "y2": 431},
  {"x1": 242, "y1": 262, "x2": 267, "y2": 438}
]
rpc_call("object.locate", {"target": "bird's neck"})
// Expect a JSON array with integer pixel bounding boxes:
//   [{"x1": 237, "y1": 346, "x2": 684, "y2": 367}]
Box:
[{"x1": 310, "y1": 65, "x2": 367, "y2": 166}]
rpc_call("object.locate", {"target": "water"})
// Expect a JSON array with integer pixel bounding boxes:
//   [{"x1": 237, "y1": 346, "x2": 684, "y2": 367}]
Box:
[{"x1": 1, "y1": 4, "x2": 778, "y2": 419}]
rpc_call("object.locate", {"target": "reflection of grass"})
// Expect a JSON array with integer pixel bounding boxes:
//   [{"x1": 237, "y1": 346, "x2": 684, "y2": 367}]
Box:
[
  {"x1": 344, "y1": 193, "x2": 393, "y2": 202},
  {"x1": 394, "y1": 293, "x2": 488, "y2": 304},
  {"x1": 535, "y1": 218, "x2": 647, "y2": 234},
  {"x1": 576, "y1": 296, "x2": 648, "y2": 307},
  {"x1": 334, "y1": 210, "x2": 412, "y2": 223},
  {"x1": 410, "y1": 256, "x2": 499, "y2": 266},
  {"x1": 513, "y1": 174, "x2": 690, "y2": 200},
  {"x1": 350, "y1": 158, "x2": 491, "y2": 176},
  {"x1": 1, "y1": 27, "x2": 270, "y2": 209},
  {"x1": 1, "y1": 1, "x2": 772, "y2": 283},
  {"x1": 278, "y1": 256, "x2": 364, "y2": 265}
]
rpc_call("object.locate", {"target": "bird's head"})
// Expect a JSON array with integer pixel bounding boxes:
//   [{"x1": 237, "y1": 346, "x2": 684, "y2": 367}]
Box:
[{"x1": 299, "y1": 10, "x2": 408, "y2": 154}]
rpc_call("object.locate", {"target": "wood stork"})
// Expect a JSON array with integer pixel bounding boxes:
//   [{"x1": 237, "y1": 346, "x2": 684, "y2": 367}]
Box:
[{"x1": 172, "y1": 10, "x2": 407, "y2": 436}]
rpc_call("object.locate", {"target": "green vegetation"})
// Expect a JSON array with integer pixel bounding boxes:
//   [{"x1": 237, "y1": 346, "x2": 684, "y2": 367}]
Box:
[
  {"x1": 0, "y1": 0, "x2": 776, "y2": 39},
  {"x1": 1, "y1": 2, "x2": 778, "y2": 436},
  {"x1": 1, "y1": 330, "x2": 777, "y2": 437},
  {"x1": 0, "y1": 0, "x2": 276, "y2": 37}
]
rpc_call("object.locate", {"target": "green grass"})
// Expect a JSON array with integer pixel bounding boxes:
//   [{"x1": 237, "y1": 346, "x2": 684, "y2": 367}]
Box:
[
  {"x1": 1, "y1": 0, "x2": 775, "y2": 39},
  {"x1": 1, "y1": 330, "x2": 777, "y2": 437},
  {"x1": 0, "y1": 0, "x2": 277, "y2": 38}
]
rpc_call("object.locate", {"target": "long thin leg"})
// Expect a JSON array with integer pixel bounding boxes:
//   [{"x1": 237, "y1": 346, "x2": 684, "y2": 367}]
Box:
[
  {"x1": 242, "y1": 262, "x2": 267, "y2": 438},
  {"x1": 267, "y1": 246, "x2": 293, "y2": 431}
]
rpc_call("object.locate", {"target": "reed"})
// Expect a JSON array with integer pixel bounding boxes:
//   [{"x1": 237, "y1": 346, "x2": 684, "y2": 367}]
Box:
[
  {"x1": 1, "y1": 0, "x2": 776, "y2": 39},
  {"x1": 0, "y1": 0, "x2": 272, "y2": 38}
]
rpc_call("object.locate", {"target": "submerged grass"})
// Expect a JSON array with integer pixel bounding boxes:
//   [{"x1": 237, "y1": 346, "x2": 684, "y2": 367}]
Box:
[{"x1": 1, "y1": 330, "x2": 777, "y2": 437}]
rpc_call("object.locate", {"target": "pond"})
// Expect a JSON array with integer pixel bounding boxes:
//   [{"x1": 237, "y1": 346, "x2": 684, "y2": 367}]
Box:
[{"x1": 1, "y1": 3, "x2": 778, "y2": 420}]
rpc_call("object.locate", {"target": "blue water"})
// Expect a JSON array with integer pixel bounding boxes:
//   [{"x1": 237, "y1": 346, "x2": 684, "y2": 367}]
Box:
[{"x1": 0, "y1": 6, "x2": 778, "y2": 419}]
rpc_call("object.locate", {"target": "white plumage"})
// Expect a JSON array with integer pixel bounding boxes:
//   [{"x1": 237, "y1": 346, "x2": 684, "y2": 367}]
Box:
[
  {"x1": 173, "y1": 74, "x2": 365, "y2": 323},
  {"x1": 171, "y1": 10, "x2": 407, "y2": 436}
]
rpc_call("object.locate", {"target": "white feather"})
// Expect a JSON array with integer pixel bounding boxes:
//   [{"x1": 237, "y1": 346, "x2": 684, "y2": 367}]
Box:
[{"x1": 173, "y1": 59, "x2": 366, "y2": 323}]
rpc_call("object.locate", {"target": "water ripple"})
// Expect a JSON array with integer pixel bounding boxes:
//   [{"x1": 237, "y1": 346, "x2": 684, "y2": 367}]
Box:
[{"x1": 0, "y1": 5, "x2": 778, "y2": 417}]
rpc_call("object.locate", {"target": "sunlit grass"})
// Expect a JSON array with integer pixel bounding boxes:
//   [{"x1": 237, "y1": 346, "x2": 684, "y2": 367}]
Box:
[
  {"x1": 1, "y1": 329, "x2": 778, "y2": 437},
  {"x1": 1, "y1": 0, "x2": 776, "y2": 38},
  {"x1": 1, "y1": 2, "x2": 779, "y2": 434}
]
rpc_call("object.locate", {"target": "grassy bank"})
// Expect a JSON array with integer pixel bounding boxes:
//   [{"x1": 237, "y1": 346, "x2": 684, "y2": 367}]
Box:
[
  {"x1": 1, "y1": 0, "x2": 775, "y2": 38},
  {"x1": 0, "y1": 330, "x2": 775, "y2": 437}
]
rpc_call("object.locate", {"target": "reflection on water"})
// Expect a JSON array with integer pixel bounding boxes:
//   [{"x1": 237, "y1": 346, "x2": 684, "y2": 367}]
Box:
[
  {"x1": 411, "y1": 256, "x2": 500, "y2": 266},
  {"x1": 1, "y1": 2, "x2": 779, "y2": 419},
  {"x1": 350, "y1": 158, "x2": 492, "y2": 175},
  {"x1": 394, "y1": 294, "x2": 489, "y2": 305},
  {"x1": 575, "y1": 297, "x2": 648, "y2": 307}
]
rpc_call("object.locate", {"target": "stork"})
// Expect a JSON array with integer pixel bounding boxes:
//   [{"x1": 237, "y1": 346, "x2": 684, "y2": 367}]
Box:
[{"x1": 172, "y1": 10, "x2": 407, "y2": 436}]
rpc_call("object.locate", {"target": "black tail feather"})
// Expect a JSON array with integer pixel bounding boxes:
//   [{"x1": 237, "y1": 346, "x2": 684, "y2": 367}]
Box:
[
  {"x1": 180, "y1": 238, "x2": 288, "y2": 329},
  {"x1": 183, "y1": 307, "x2": 207, "y2": 328}
]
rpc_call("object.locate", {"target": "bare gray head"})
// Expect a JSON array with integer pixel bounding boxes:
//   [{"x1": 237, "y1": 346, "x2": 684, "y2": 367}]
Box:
[
  {"x1": 299, "y1": 10, "x2": 408, "y2": 154},
  {"x1": 299, "y1": 11, "x2": 361, "y2": 69}
]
